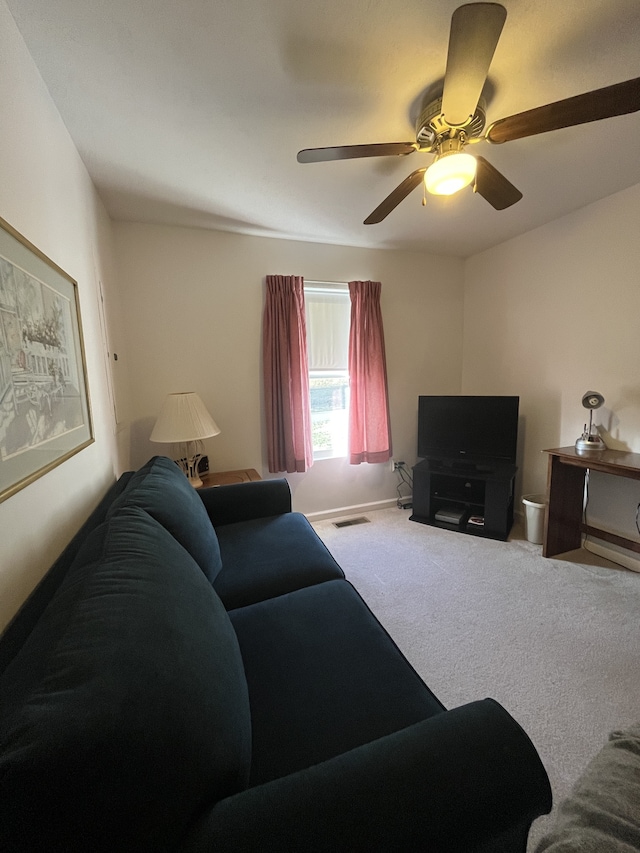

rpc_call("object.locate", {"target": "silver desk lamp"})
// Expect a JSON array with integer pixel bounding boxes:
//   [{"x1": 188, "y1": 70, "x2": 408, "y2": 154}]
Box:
[{"x1": 575, "y1": 391, "x2": 606, "y2": 454}]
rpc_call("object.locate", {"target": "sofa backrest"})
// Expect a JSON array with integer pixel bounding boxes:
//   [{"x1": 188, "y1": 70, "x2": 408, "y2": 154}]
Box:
[
  {"x1": 0, "y1": 506, "x2": 251, "y2": 853},
  {"x1": 0, "y1": 471, "x2": 134, "y2": 677},
  {"x1": 108, "y1": 456, "x2": 223, "y2": 583}
]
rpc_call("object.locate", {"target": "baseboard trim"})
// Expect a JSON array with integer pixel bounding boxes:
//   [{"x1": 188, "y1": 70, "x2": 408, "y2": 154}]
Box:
[
  {"x1": 515, "y1": 506, "x2": 640, "y2": 571},
  {"x1": 583, "y1": 539, "x2": 640, "y2": 573},
  {"x1": 305, "y1": 498, "x2": 398, "y2": 523}
]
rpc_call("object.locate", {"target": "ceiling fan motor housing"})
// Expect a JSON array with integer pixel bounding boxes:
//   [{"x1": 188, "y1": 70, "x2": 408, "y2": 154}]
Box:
[{"x1": 416, "y1": 96, "x2": 487, "y2": 147}]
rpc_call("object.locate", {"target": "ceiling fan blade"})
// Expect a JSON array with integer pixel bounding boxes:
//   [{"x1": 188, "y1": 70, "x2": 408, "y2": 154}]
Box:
[
  {"x1": 474, "y1": 156, "x2": 522, "y2": 210},
  {"x1": 364, "y1": 168, "x2": 427, "y2": 224},
  {"x1": 486, "y1": 76, "x2": 640, "y2": 143},
  {"x1": 441, "y1": 3, "x2": 507, "y2": 127},
  {"x1": 297, "y1": 142, "x2": 416, "y2": 163}
]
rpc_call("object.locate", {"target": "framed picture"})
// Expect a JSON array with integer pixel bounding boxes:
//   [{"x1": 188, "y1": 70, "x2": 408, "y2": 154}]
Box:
[{"x1": 0, "y1": 216, "x2": 93, "y2": 503}]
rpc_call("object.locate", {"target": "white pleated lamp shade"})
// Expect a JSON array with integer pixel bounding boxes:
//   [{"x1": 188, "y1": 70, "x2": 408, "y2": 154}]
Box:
[{"x1": 150, "y1": 393, "x2": 220, "y2": 443}]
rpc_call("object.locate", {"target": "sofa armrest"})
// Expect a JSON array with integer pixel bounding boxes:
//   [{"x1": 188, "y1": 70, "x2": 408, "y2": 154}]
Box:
[
  {"x1": 198, "y1": 479, "x2": 292, "y2": 527},
  {"x1": 179, "y1": 698, "x2": 551, "y2": 853}
]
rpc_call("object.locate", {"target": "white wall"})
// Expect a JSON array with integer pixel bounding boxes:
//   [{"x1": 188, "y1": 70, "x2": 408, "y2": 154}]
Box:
[
  {"x1": 0, "y1": 1, "x2": 127, "y2": 631},
  {"x1": 114, "y1": 223, "x2": 465, "y2": 514},
  {"x1": 462, "y1": 182, "x2": 640, "y2": 562}
]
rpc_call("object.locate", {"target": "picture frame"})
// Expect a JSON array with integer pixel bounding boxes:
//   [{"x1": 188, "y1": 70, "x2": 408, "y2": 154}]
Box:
[{"x1": 0, "y1": 216, "x2": 93, "y2": 503}]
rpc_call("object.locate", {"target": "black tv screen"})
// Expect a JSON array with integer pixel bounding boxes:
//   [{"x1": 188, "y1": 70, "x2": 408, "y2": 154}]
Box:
[{"x1": 418, "y1": 395, "x2": 519, "y2": 466}]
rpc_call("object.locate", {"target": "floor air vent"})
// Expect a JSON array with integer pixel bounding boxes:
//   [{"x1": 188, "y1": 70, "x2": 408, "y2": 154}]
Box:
[{"x1": 333, "y1": 517, "x2": 370, "y2": 529}]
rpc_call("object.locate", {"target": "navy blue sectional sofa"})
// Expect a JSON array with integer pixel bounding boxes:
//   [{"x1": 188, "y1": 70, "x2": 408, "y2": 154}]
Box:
[{"x1": 0, "y1": 456, "x2": 552, "y2": 851}]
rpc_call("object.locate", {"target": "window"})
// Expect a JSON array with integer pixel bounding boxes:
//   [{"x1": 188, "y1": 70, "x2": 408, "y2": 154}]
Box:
[
  {"x1": 263, "y1": 275, "x2": 391, "y2": 472},
  {"x1": 304, "y1": 283, "x2": 350, "y2": 459}
]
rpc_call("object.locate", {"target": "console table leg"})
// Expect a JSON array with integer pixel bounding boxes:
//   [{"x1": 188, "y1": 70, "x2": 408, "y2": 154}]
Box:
[{"x1": 543, "y1": 456, "x2": 585, "y2": 557}]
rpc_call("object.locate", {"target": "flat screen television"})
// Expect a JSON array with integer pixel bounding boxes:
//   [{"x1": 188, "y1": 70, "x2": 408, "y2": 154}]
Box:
[{"x1": 417, "y1": 395, "x2": 519, "y2": 469}]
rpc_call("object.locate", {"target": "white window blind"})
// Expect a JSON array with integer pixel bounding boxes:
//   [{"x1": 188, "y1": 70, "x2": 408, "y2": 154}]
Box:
[{"x1": 305, "y1": 286, "x2": 350, "y2": 371}]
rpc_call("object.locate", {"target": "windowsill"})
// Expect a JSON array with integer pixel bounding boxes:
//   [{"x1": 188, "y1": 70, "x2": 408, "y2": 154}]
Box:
[{"x1": 312, "y1": 452, "x2": 347, "y2": 462}]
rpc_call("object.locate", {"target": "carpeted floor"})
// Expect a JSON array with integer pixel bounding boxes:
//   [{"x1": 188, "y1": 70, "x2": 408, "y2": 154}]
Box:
[{"x1": 312, "y1": 507, "x2": 640, "y2": 850}]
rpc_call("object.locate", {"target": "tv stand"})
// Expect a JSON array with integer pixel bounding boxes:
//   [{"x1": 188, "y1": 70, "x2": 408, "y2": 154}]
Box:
[{"x1": 410, "y1": 458, "x2": 517, "y2": 541}]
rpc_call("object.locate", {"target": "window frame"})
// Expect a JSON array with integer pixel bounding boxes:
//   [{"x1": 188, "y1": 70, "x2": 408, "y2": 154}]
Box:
[{"x1": 304, "y1": 281, "x2": 350, "y2": 461}]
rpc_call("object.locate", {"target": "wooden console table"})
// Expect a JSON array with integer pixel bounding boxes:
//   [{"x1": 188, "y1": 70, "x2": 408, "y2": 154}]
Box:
[{"x1": 543, "y1": 446, "x2": 640, "y2": 557}]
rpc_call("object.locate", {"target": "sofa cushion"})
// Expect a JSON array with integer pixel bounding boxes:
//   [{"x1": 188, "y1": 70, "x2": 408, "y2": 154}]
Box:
[
  {"x1": 0, "y1": 471, "x2": 134, "y2": 678},
  {"x1": 0, "y1": 506, "x2": 251, "y2": 853},
  {"x1": 108, "y1": 455, "x2": 223, "y2": 583},
  {"x1": 213, "y1": 512, "x2": 344, "y2": 609},
  {"x1": 229, "y1": 578, "x2": 445, "y2": 786}
]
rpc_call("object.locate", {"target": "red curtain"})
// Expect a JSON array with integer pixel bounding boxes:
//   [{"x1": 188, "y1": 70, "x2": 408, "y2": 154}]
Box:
[
  {"x1": 348, "y1": 280, "x2": 392, "y2": 465},
  {"x1": 263, "y1": 275, "x2": 313, "y2": 473}
]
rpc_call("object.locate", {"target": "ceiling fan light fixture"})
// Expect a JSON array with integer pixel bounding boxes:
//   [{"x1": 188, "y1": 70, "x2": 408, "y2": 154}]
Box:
[{"x1": 425, "y1": 150, "x2": 477, "y2": 196}]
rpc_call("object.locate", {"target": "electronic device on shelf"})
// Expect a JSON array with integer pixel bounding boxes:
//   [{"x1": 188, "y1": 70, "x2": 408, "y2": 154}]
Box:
[
  {"x1": 435, "y1": 507, "x2": 467, "y2": 525},
  {"x1": 417, "y1": 395, "x2": 519, "y2": 472}
]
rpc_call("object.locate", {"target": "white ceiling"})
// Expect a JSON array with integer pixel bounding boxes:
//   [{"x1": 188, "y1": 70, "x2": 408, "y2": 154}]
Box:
[{"x1": 6, "y1": 0, "x2": 640, "y2": 257}]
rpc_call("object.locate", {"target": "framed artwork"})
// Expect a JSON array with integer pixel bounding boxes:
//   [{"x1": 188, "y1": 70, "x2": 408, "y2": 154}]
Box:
[{"x1": 0, "y1": 216, "x2": 93, "y2": 503}]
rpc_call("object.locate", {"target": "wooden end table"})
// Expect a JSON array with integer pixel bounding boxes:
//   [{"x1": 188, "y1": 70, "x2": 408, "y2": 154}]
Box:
[{"x1": 197, "y1": 468, "x2": 261, "y2": 488}]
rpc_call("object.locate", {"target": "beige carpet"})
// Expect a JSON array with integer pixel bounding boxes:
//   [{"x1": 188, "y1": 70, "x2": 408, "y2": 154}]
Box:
[{"x1": 312, "y1": 507, "x2": 640, "y2": 850}]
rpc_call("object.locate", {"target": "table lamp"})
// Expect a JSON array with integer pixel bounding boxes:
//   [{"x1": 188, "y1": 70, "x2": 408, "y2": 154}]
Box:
[
  {"x1": 575, "y1": 391, "x2": 606, "y2": 454},
  {"x1": 150, "y1": 392, "x2": 220, "y2": 487}
]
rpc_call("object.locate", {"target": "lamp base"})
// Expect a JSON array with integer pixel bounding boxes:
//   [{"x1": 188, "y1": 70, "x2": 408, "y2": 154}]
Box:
[
  {"x1": 182, "y1": 454, "x2": 204, "y2": 488},
  {"x1": 172, "y1": 441, "x2": 206, "y2": 488},
  {"x1": 575, "y1": 435, "x2": 607, "y2": 454}
]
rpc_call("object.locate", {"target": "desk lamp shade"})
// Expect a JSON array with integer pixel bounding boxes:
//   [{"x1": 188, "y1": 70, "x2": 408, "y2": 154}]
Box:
[
  {"x1": 150, "y1": 392, "x2": 220, "y2": 487},
  {"x1": 575, "y1": 391, "x2": 606, "y2": 454}
]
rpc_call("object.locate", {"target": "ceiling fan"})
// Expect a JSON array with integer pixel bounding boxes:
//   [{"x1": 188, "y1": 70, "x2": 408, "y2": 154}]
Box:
[{"x1": 296, "y1": 2, "x2": 640, "y2": 224}]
